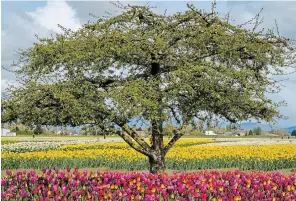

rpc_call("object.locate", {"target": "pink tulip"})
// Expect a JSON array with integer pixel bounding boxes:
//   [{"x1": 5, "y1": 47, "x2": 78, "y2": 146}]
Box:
[
  {"x1": 5, "y1": 170, "x2": 12, "y2": 176},
  {"x1": 1, "y1": 180, "x2": 7, "y2": 186},
  {"x1": 1, "y1": 192, "x2": 6, "y2": 198},
  {"x1": 7, "y1": 193, "x2": 13, "y2": 198}
]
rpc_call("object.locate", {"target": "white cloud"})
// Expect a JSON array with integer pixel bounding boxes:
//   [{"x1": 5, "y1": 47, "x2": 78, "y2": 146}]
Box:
[
  {"x1": 27, "y1": 1, "x2": 81, "y2": 33},
  {"x1": 1, "y1": 1, "x2": 81, "y2": 93},
  {"x1": 1, "y1": 79, "x2": 9, "y2": 93}
]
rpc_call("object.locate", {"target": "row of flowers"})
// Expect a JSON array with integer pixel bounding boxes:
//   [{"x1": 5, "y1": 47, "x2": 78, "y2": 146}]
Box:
[
  {"x1": 1, "y1": 139, "x2": 215, "y2": 153},
  {"x1": 2, "y1": 141, "x2": 296, "y2": 170},
  {"x1": 3, "y1": 142, "x2": 295, "y2": 160},
  {"x1": 57, "y1": 139, "x2": 216, "y2": 151},
  {"x1": 1, "y1": 139, "x2": 100, "y2": 153},
  {"x1": 2, "y1": 169, "x2": 296, "y2": 201},
  {"x1": 1, "y1": 139, "x2": 19, "y2": 145}
]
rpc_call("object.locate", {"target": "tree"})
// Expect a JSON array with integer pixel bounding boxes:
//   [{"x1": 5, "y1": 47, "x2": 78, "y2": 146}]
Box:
[
  {"x1": 206, "y1": 121, "x2": 213, "y2": 130},
  {"x1": 198, "y1": 120, "x2": 205, "y2": 134},
  {"x1": 62, "y1": 125, "x2": 68, "y2": 135},
  {"x1": 143, "y1": 127, "x2": 151, "y2": 136},
  {"x1": 34, "y1": 125, "x2": 44, "y2": 135},
  {"x1": 163, "y1": 123, "x2": 175, "y2": 137},
  {"x1": 254, "y1": 127, "x2": 262, "y2": 135},
  {"x1": 248, "y1": 130, "x2": 254, "y2": 136},
  {"x1": 11, "y1": 125, "x2": 20, "y2": 132},
  {"x1": 81, "y1": 125, "x2": 89, "y2": 136},
  {"x1": 276, "y1": 129, "x2": 285, "y2": 137},
  {"x1": 226, "y1": 124, "x2": 232, "y2": 131},
  {"x1": 2, "y1": 3, "x2": 295, "y2": 173},
  {"x1": 137, "y1": 127, "x2": 143, "y2": 131},
  {"x1": 184, "y1": 124, "x2": 194, "y2": 135},
  {"x1": 212, "y1": 127, "x2": 226, "y2": 135},
  {"x1": 291, "y1": 130, "x2": 296, "y2": 137}
]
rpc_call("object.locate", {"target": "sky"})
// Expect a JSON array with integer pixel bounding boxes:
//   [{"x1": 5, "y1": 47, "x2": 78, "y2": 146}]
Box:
[{"x1": 1, "y1": 1, "x2": 296, "y2": 128}]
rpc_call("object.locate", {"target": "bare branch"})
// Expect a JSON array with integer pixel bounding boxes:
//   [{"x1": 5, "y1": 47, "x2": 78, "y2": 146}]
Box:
[
  {"x1": 274, "y1": 19, "x2": 280, "y2": 37},
  {"x1": 164, "y1": 121, "x2": 188, "y2": 154},
  {"x1": 117, "y1": 131, "x2": 151, "y2": 156},
  {"x1": 168, "y1": 105, "x2": 181, "y2": 125},
  {"x1": 121, "y1": 124, "x2": 152, "y2": 152},
  {"x1": 238, "y1": 8, "x2": 263, "y2": 29},
  {"x1": 164, "y1": 132, "x2": 183, "y2": 154}
]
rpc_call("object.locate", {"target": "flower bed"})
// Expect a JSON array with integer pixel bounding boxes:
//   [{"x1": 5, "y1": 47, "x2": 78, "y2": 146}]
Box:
[
  {"x1": 1, "y1": 139, "x2": 19, "y2": 145},
  {"x1": 1, "y1": 169, "x2": 296, "y2": 201},
  {"x1": 2, "y1": 141, "x2": 296, "y2": 171},
  {"x1": 1, "y1": 139, "x2": 100, "y2": 153}
]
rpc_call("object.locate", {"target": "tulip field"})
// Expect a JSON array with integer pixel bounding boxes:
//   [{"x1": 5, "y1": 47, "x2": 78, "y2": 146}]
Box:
[
  {"x1": 1, "y1": 168, "x2": 296, "y2": 200},
  {"x1": 1, "y1": 138, "x2": 296, "y2": 200}
]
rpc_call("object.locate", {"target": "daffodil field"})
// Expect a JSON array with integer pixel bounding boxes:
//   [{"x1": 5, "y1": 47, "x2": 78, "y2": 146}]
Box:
[{"x1": 2, "y1": 139, "x2": 296, "y2": 171}]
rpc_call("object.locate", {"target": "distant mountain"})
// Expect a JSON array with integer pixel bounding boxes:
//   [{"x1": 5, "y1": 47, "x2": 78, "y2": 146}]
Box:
[
  {"x1": 240, "y1": 122, "x2": 296, "y2": 133},
  {"x1": 287, "y1": 126, "x2": 296, "y2": 133},
  {"x1": 42, "y1": 121, "x2": 296, "y2": 134},
  {"x1": 239, "y1": 122, "x2": 276, "y2": 132}
]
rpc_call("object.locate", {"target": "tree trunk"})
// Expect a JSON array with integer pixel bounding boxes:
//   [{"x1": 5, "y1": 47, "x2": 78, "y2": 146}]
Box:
[
  {"x1": 149, "y1": 152, "x2": 165, "y2": 174},
  {"x1": 149, "y1": 58, "x2": 165, "y2": 174},
  {"x1": 149, "y1": 119, "x2": 165, "y2": 173}
]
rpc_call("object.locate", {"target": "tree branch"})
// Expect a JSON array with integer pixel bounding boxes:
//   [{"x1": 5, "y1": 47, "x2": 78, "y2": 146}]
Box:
[
  {"x1": 83, "y1": 73, "x2": 150, "y2": 88},
  {"x1": 164, "y1": 121, "x2": 188, "y2": 154},
  {"x1": 120, "y1": 124, "x2": 152, "y2": 153},
  {"x1": 168, "y1": 105, "x2": 181, "y2": 125},
  {"x1": 164, "y1": 132, "x2": 183, "y2": 155},
  {"x1": 117, "y1": 131, "x2": 151, "y2": 156},
  {"x1": 187, "y1": 4, "x2": 213, "y2": 27}
]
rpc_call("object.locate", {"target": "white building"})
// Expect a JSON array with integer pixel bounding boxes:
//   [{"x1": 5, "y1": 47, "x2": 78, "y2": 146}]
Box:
[
  {"x1": 56, "y1": 130, "x2": 62, "y2": 135},
  {"x1": 205, "y1": 131, "x2": 217, "y2": 136},
  {"x1": 1, "y1": 128, "x2": 16, "y2": 136}
]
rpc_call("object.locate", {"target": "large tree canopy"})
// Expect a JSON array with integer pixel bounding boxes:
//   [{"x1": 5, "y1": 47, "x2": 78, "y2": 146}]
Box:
[{"x1": 2, "y1": 3, "x2": 295, "y2": 173}]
